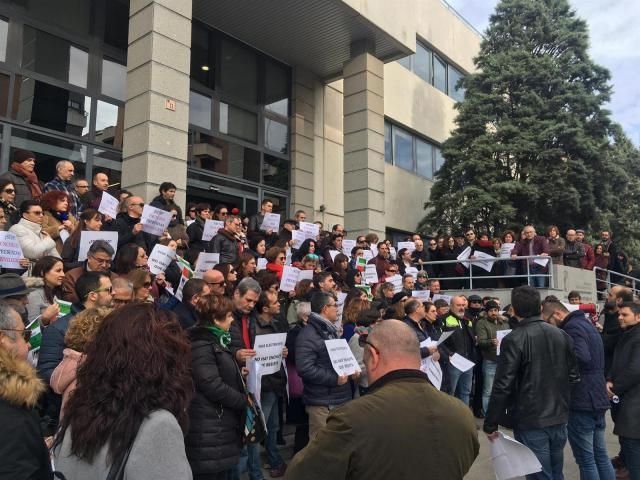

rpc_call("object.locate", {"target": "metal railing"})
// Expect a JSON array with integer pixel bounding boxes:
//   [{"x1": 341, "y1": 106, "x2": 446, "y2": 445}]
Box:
[
  {"x1": 594, "y1": 267, "x2": 640, "y2": 296},
  {"x1": 412, "y1": 255, "x2": 555, "y2": 289}
]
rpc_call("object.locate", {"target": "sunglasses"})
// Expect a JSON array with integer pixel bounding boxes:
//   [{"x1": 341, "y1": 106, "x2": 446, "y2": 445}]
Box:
[
  {"x1": 358, "y1": 335, "x2": 379, "y2": 353},
  {"x1": 171, "y1": 215, "x2": 177, "y2": 219},
  {"x1": 131, "y1": 203, "x2": 145, "y2": 207},
  {"x1": 28, "y1": 210, "x2": 44, "y2": 216},
  {"x1": 76, "y1": 185, "x2": 89, "y2": 189},
  {"x1": 2, "y1": 189, "x2": 15, "y2": 194},
  {"x1": 2, "y1": 328, "x2": 31, "y2": 342},
  {"x1": 277, "y1": 256, "x2": 286, "y2": 261},
  {"x1": 142, "y1": 282, "x2": 152, "y2": 288},
  {"x1": 207, "y1": 281, "x2": 226, "y2": 287},
  {"x1": 386, "y1": 269, "x2": 399, "y2": 273}
]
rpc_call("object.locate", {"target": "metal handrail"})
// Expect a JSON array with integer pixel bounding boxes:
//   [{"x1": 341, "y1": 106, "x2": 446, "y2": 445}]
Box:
[
  {"x1": 593, "y1": 266, "x2": 640, "y2": 295},
  {"x1": 410, "y1": 255, "x2": 555, "y2": 289}
]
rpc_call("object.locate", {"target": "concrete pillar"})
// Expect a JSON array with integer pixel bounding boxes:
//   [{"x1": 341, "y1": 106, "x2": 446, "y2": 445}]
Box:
[
  {"x1": 343, "y1": 42, "x2": 385, "y2": 238},
  {"x1": 290, "y1": 67, "x2": 315, "y2": 219},
  {"x1": 122, "y1": 0, "x2": 192, "y2": 208}
]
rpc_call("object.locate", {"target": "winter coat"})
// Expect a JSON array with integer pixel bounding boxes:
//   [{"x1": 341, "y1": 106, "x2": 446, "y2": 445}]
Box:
[
  {"x1": 9, "y1": 218, "x2": 60, "y2": 262},
  {"x1": 186, "y1": 326, "x2": 246, "y2": 475},
  {"x1": 25, "y1": 278, "x2": 53, "y2": 323},
  {"x1": 50, "y1": 348, "x2": 82, "y2": 418},
  {"x1": 107, "y1": 212, "x2": 158, "y2": 253},
  {"x1": 0, "y1": 348, "x2": 51, "y2": 480},
  {"x1": 173, "y1": 301, "x2": 199, "y2": 330},
  {"x1": 0, "y1": 170, "x2": 42, "y2": 208},
  {"x1": 41, "y1": 211, "x2": 78, "y2": 254},
  {"x1": 580, "y1": 242, "x2": 595, "y2": 270},
  {"x1": 443, "y1": 312, "x2": 478, "y2": 362},
  {"x1": 60, "y1": 236, "x2": 83, "y2": 272},
  {"x1": 186, "y1": 217, "x2": 209, "y2": 254},
  {"x1": 608, "y1": 323, "x2": 640, "y2": 439},
  {"x1": 558, "y1": 310, "x2": 610, "y2": 412},
  {"x1": 79, "y1": 186, "x2": 104, "y2": 211},
  {"x1": 367, "y1": 255, "x2": 391, "y2": 279},
  {"x1": 511, "y1": 235, "x2": 550, "y2": 271},
  {"x1": 149, "y1": 194, "x2": 184, "y2": 225},
  {"x1": 436, "y1": 247, "x2": 463, "y2": 289},
  {"x1": 209, "y1": 229, "x2": 241, "y2": 265},
  {"x1": 402, "y1": 316, "x2": 431, "y2": 358},
  {"x1": 295, "y1": 312, "x2": 352, "y2": 407},
  {"x1": 475, "y1": 312, "x2": 511, "y2": 362},
  {"x1": 44, "y1": 176, "x2": 82, "y2": 218},
  {"x1": 548, "y1": 236, "x2": 566, "y2": 266},
  {"x1": 285, "y1": 369, "x2": 479, "y2": 480},
  {"x1": 563, "y1": 240, "x2": 585, "y2": 269}
]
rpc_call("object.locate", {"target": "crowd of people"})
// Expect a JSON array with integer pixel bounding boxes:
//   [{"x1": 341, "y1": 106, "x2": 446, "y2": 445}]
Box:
[{"x1": 0, "y1": 149, "x2": 638, "y2": 480}]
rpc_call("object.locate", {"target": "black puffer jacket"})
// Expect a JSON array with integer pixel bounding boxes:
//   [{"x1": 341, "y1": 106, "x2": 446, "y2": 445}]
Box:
[
  {"x1": 187, "y1": 218, "x2": 209, "y2": 254},
  {"x1": 295, "y1": 313, "x2": 352, "y2": 407},
  {"x1": 484, "y1": 316, "x2": 579, "y2": 433},
  {"x1": 186, "y1": 326, "x2": 246, "y2": 475},
  {"x1": 608, "y1": 323, "x2": 640, "y2": 439}
]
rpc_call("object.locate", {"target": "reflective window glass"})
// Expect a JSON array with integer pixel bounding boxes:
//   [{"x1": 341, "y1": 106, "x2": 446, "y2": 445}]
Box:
[
  {"x1": 219, "y1": 102, "x2": 257, "y2": 143},
  {"x1": 263, "y1": 154, "x2": 289, "y2": 191},
  {"x1": 435, "y1": 147, "x2": 445, "y2": 172},
  {"x1": 13, "y1": 77, "x2": 91, "y2": 137},
  {"x1": 397, "y1": 55, "x2": 411, "y2": 70},
  {"x1": 264, "y1": 118, "x2": 288, "y2": 154},
  {"x1": 188, "y1": 131, "x2": 260, "y2": 183},
  {"x1": 416, "y1": 138, "x2": 433, "y2": 179},
  {"x1": 0, "y1": 73, "x2": 9, "y2": 117},
  {"x1": 448, "y1": 65, "x2": 465, "y2": 102},
  {"x1": 0, "y1": 18, "x2": 8, "y2": 63},
  {"x1": 189, "y1": 91, "x2": 212, "y2": 130},
  {"x1": 393, "y1": 126, "x2": 413, "y2": 171},
  {"x1": 384, "y1": 121, "x2": 392, "y2": 163},
  {"x1": 102, "y1": 58, "x2": 126, "y2": 101},
  {"x1": 95, "y1": 101, "x2": 124, "y2": 148},
  {"x1": 264, "y1": 59, "x2": 289, "y2": 116},
  {"x1": 433, "y1": 54, "x2": 447, "y2": 93},
  {"x1": 93, "y1": 148, "x2": 122, "y2": 188},
  {"x1": 190, "y1": 22, "x2": 215, "y2": 89},
  {"x1": 414, "y1": 43, "x2": 431, "y2": 83},
  {"x1": 22, "y1": 26, "x2": 88, "y2": 88},
  {"x1": 104, "y1": 0, "x2": 129, "y2": 51},
  {"x1": 219, "y1": 38, "x2": 257, "y2": 106},
  {"x1": 18, "y1": 0, "x2": 96, "y2": 39}
]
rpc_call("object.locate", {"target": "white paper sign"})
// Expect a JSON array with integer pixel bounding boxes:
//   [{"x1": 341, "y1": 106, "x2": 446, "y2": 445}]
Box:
[
  {"x1": 299, "y1": 221, "x2": 319, "y2": 240},
  {"x1": 431, "y1": 294, "x2": 452, "y2": 305},
  {"x1": 405, "y1": 266, "x2": 419, "y2": 281},
  {"x1": 490, "y1": 431, "x2": 543, "y2": 480},
  {"x1": 0, "y1": 232, "x2": 24, "y2": 268},
  {"x1": 279, "y1": 266, "x2": 300, "y2": 292},
  {"x1": 363, "y1": 264, "x2": 379, "y2": 284},
  {"x1": 500, "y1": 243, "x2": 515, "y2": 258},
  {"x1": 298, "y1": 269, "x2": 314, "y2": 281},
  {"x1": 246, "y1": 357, "x2": 264, "y2": 408},
  {"x1": 562, "y1": 302, "x2": 580, "y2": 312},
  {"x1": 147, "y1": 244, "x2": 176, "y2": 275},
  {"x1": 328, "y1": 250, "x2": 340, "y2": 262},
  {"x1": 253, "y1": 333, "x2": 287, "y2": 376},
  {"x1": 496, "y1": 329, "x2": 512, "y2": 356},
  {"x1": 457, "y1": 246, "x2": 472, "y2": 268},
  {"x1": 336, "y1": 292, "x2": 348, "y2": 321},
  {"x1": 389, "y1": 246, "x2": 397, "y2": 260},
  {"x1": 77, "y1": 231, "x2": 118, "y2": 261},
  {"x1": 421, "y1": 356, "x2": 443, "y2": 390},
  {"x1": 411, "y1": 290, "x2": 431, "y2": 301},
  {"x1": 436, "y1": 330, "x2": 455, "y2": 346},
  {"x1": 325, "y1": 338, "x2": 361, "y2": 376},
  {"x1": 472, "y1": 251, "x2": 496, "y2": 272},
  {"x1": 387, "y1": 274, "x2": 403, "y2": 293},
  {"x1": 260, "y1": 213, "x2": 280, "y2": 232},
  {"x1": 97, "y1": 191, "x2": 119, "y2": 219},
  {"x1": 59, "y1": 229, "x2": 70, "y2": 244},
  {"x1": 140, "y1": 205, "x2": 172, "y2": 236},
  {"x1": 370, "y1": 244, "x2": 378, "y2": 258},
  {"x1": 397, "y1": 241, "x2": 416, "y2": 253},
  {"x1": 342, "y1": 239, "x2": 356, "y2": 256},
  {"x1": 534, "y1": 257, "x2": 550, "y2": 267},
  {"x1": 449, "y1": 353, "x2": 475, "y2": 373},
  {"x1": 202, "y1": 220, "x2": 224, "y2": 241},
  {"x1": 194, "y1": 252, "x2": 220, "y2": 278},
  {"x1": 291, "y1": 230, "x2": 306, "y2": 249},
  {"x1": 362, "y1": 250, "x2": 374, "y2": 261},
  {"x1": 257, "y1": 258, "x2": 268, "y2": 271}
]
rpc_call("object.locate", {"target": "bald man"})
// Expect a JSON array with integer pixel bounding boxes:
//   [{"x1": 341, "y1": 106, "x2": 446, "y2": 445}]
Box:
[
  {"x1": 44, "y1": 160, "x2": 82, "y2": 217},
  {"x1": 285, "y1": 320, "x2": 479, "y2": 480},
  {"x1": 202, "y1": 269, "x2": 226, "y2": 297}
]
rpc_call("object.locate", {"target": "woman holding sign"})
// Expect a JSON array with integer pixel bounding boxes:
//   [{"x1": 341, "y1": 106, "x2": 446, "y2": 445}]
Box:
[
  {"x1": 25, "y1": 256, "x2": 64, "y2": 325},
  {"x1": 40, "y1": 191, "x2": 77, "y2": 255},
  {"x1": 61, "y1": 209, "x2": 103, "y2": 271}
]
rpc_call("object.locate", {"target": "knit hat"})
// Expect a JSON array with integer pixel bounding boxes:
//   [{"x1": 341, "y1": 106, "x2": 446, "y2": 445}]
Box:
[
  {"x1": 13, "y1": 149, "x2": 35, "y2": 164},
  {"x1": 391, "y1": 292, "x2": 409, "y2": 304},
  {"x1": 485, "y1": 300, "x2": 500, "y2": 311}
]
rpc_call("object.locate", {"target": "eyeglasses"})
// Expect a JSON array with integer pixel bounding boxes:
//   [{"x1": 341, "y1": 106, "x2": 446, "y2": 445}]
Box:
[
  {"x1": 325, "y1": 303, "x2": 338, "y2": 309},
  {"x1": 112, "y1": 298, "x2": 132, "y2": 305},
  {"x1": 358, "y1": 335, "x2": 379, "y2": 353},
  {"x1": 171, "y1": 215, "x2": 177, "y2": 219},
  {"x1": 89, "y1": 256, "x2": 112, "y2": 266},
  {"x1": 131, "y1": 203, "x2": 145, "y2": 207},
  {"x1": 27, "y1": 210, "x2": 44, "y2": 216},
  {"x1": 386, "y1": 268, "x2": 399, "y2": 273},
  {"x1": 189, "y1": 209, "x2": 196, "y2": 213},
  {"x1": 2, "y1": 189, "x2": 15, "y2": 194},
  {"x1": 220, "y1": 212, "x2": 228, "y2": 216},
  {"x1": 91, "y1": 286, "x2": 113, "y2": 294},
  {"x1": 429, "y1": 242, "x2": 437, "y2": 246},
  {"x1": 1, "y1": 328, "x2": 31, "y2": 342},
  {"x1": 76, "y1": 185, "x2": 89, "y2": 189},
  {"x1": 465, "y1": 233, "x2": 474, "y2": 237},
  {"x1": 206, "y1": 281, "x2": 226, "y2": 287},
  {"x1": 277, "y1": 256, "x2": 286, "y2": 261}
]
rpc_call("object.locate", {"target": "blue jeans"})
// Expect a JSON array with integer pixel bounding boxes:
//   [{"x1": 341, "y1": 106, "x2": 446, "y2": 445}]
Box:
[
  {"x1": 620, "y1": 437, "x2": 640, "y2": 480},
  {"x1": 261, "y1": 391, "x2": 285, "y2": 469},
  {"x1": 482, "y1": 360, "x2": 497, "y2": 413},
  {"x1": 448, "y1": 365, "x2": 473, "y2": 405},
  {"x1": 515, "y1": 424, "x2": 567, "y2": 480},
  {"x1": 232, "y1": 444, "x2": 263, "y2": 480},
  {"x1": 529, "y1": 264, "x2": 548, "y2": 288},
  {"x1": 567, "y1": 410, "x2": 615, "y2": 480}
]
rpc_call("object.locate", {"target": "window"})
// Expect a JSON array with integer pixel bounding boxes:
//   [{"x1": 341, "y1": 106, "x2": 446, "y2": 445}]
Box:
[
  {"x1": 190, "y1": 23, "x2": 215, "y2": 90},
  {"x1": 0, "y1": 73, "x2": 9, "y2": 118},
  {"x1": 219, "y1": 102, "x2": 257, "y2": 143},
  {"x1": 448, "y1": 65, "x2": 465, "y2": 102},
  {"x1": 188, "y1": 131, "x2": 260, "y2": 183},
  {"x1": 386, "y1": 121, "x2": 444, "y2": 179},
  {"x1": 264, "y1": 118, "x2": 288, "y2": 154},
  {"x1": 95, "y1": 101, "x2": 124, "y2": 148},
  {"x1": 433, "y1": 54, "x2": 447, "y2": 93},
  {"x1": 189, "y1": 91, "x2": 212, "y2": 130},
  {"x1": 414, "y1": 43, "x2": 431, "y2": 84},
  {"x1": 102, "y1": 57, "x2": 126, "y2": 101},
  {"x1": 0, "y1": 18, "x2": 8, "y2": 63},
  {"x1": 263, "y1": 154, "x2": 289, "y2": 190},
  {"x1": 264, "y1": 59, "x2": 289, "y2": 116},
  {"x1": 397, "y1": 55, "x2": 411, "y2": 71},
  {"x1": 219, "y1": 38, "x2": 257, "y2": 106},
  {"x1": 93, "y1": 148, "x2": 122, "y2": 187}
]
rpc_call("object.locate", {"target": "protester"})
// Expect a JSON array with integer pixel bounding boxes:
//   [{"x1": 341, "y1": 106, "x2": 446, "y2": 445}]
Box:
[
  {"x1": 128, "y1": 268, "x2": 153, "y2": 303},
  {"x1": 285, "y1": 320, "x2": 479, "y2": 479},
  {"x1": 0, "y1": 149, "x2": 43, "y2": 206},
  {"x1": 437, "y1": 235, "x2": 463, "y2": 289},
  {"x1": 40, "y1": 190, "x2": 78, "y2": 255},
  {"x1": 112, "y1": 243, "x2": 148, "y2": 276},
  {"x1": 210, "y1": 215, "x2": 244, "y2": 264},
  {"x1": 443, "y1": 295, "x2": 477, "y2": 405},
  {"x1": 341, "y1": 297, "x2": 370, "y2": 342},
  {"x1": 0, "y1": 178, "x2": 19, "y2": 225},
  {"x1": 61, "y1": 240, "x2": 115, "y2": 304},
  {"x1": 547, "y1": 225, "x2": 566, "y2": 266},
  {"x1": 347, "y1": 308, "x2": 381, "y2": 396},
  {"x1": 110, "y1": 277, "x2": 134, "y2": 308},
  {"x1": 10, "y1": 200, "x2": 60, "y2": 262},
  {"x1": 236, "y1": 252, "x2": 258, "y2": 281},
  {"x1": 150, "y1": 182, "x2": 184, "y2": 225},
  {"x1": 368, "y1": 241, "x2": 391, "y2": 279},
  {"x1": 44, "y1": 160, "x2": 82, "y2": 218},
  {"x1": 26, "y1": 256, "x2": 64, "y2": 324},
  {"x1": 167, "y1": 207, "x2": 189, "y2": 256},
  {"x1": 80, "y1": 171, "x2": 109, "y2": 210},
  {"x1": 53, "y1": 304, "x2": 193, "y2": 478},
  {"x1": 214, "y1": 263, "x2": 238, "y2": 297},
  {"x1": 602, "y1": 286, "x2": 634, "y2": 374},
  {"x1": 186, "y1": 203, "x2": 211, "y2": 255},
  {"x1": 248, "y1": 199, "x2": 276, "y2": 243},
  {"x1": 599, "y1": 230, "x2": 617, "y2": 270},
  {"x1": 61, "y1": 208, "x2": 103, "y2": 271},
  {"x1": 575, "y1": 229, "x2": 595, "y2": 270},
  {"x1": 0, "y1": 273, "x2": 36, "y2": 327},
  {"x1": 510, "y1": 224, "x2": 550, "y2": 288},
  {"x1": 246, "y1": 233, "x2": 267, "y2": 260},
  {"x1": 563, "y1": 229, "x2": 585, "y2": 269},
  {"x1": 109, "y1": 195, "x2": 158, "y2": 252}
]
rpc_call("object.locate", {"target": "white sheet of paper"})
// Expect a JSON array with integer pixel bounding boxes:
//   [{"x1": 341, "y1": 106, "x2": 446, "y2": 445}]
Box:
[
  {"x1": 336, "y1": 292, "x2": 348, "y2": 320},
  {"x1": 411, "y1": 290, "x2": 431, "y2": 301},
  {"x1": 59, "y1": 229, "x2": 70, "y2": 244},
  {"x1": 140, "y1": 205, "x2": 172, "y2": 236},
  {"x1": 299, "y1": 221, "x2": 319, "y2": 240},
  {"x1": 257, "y1": 258, "x2": 268, "y2": 271},
  {"x1": 147, "y1": 244, "x2": 176, "y2": 275},
  {"x1": 364, "y1": 264, "x2": 378, "y2": 284},
  {"x1": 246, "y1": 357, "x2": 263, "y2": 408},
  {"x1": 174, "y1": 274, "x2": 188, "y2": 301},
  {"x1": 562, "y1": 302, "x2": 579, "y2": 312},
  {"x1": 397, "y1": 241, "x2": 416, "y2": 253},
  {"x1": 194, "y1": 252, "x2": 220, "y2": 278},
  {"x1": 420, "y1": 356, "x2": 443, "y2": 390},
  {"x1": 325, "y1": 338, "x2": 361, "y2": 376},
  {"x1": 472, "y1": 251, "x2": 496, "y2": 272},
  {"x1": 291, "y1": 230, "x2": 305, "y2": 249},
  {"x1": 490, "y1": 431, "x2": 543, "y2": 480},
  {"x1": 77, "y1": 231, "x2": 118, "y2": 261},
  {"x1": 534, "y1": 257, "x2": 549, "y2": 267},
  {"x1": 362, "y1": 250, "x2": 374, "y2": 261},
  {"x1": 253, "y1": 333, "x2": 287, "y2": 376},
  {"x1": 405, "y1": 266, "x2": 419, "y2": 280},
  {"x1": 342, "y1": 239, "x2": 356, "y2": 256},
  {"x1": 202, "y1": 220, "x2": 224, "y2": 241},
  {"x1": 0, "y1": 232, "x2": 24, "y2": 269},
  {"x1": 260, "y1": 213, "x2": 280, "y2": 232},
  {"x1": 436, "y1": 331, "x2": 454, "y2": 346},
  {"x1": 449, "y1": 353, "x2": 475, "y2": 372},
  {"x1": 431, "y1": 294, "x2": 452, "y2": 305},
  {"x1": 457, "y1": 246, "x2": 472, "y2": 268},
  {"x1": 387, "y1": 274, "x2": 403, "y2": 293},
  {"x1": 370, "y1": 244, "x2": 378, "y2": 257},
  {"x1": 495, "y1": 329, "x2": 512, "y2": 356},
  {"x1": 97, "y1": 191, "x2": 119, "y2": 219},
  {"x1": 298, "y1": 269, "x2": 314, "y2": 281},
  {"x1": 389, "y1": 246, "x2": 397, "y2": 260},
  {"x1": 279, "y1": 265, "x2": 300, "y2": 292},
  {"x1": 328, "y1": 250, "x2": 340, "y2": 262},
  {"x1": 285, "y1": 248, "x2": 292, "y2": 266},
  {"x1": 500, "y1": 243, "x2": 515, "y2": 258}
]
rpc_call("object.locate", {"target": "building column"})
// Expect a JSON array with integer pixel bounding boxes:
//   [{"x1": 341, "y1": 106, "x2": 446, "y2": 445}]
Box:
[
  {"x1": 290, "y1": 67, "x2": 315, "y2": 219},
  {"x1": 122, "y1": 0, "x2": 192, "y2": 208},
  {"x1": 343, "y1": 42, "x2": 385, "y2": 238}
]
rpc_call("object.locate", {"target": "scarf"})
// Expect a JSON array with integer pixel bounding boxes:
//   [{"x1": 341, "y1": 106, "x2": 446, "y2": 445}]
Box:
[
  {"x1": 266, "y1": 262, "x2": 284, "y2": 280},
  {"x1": 206, "y1": 324, "x2": 231, "y2": 348},
  {"x1": 10, "y1": 162, "x2": 42, "y2": 201}
]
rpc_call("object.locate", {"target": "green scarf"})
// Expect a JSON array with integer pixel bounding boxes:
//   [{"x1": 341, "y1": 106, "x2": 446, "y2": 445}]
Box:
[{"x1": 206, "y1": 324, "x2": 231, "y2": 348}]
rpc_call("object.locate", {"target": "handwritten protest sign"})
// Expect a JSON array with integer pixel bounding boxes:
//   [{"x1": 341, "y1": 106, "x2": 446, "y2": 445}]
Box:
[
  {"x1": 298, "y1": 269, "x2": 314, "y2": 282},
  {"x1": 431, "y1": 293, "x2": 452, "y2": 305},
  {"x1": 194, "y1": 253, "x2": 219, "y2": 278},
  {"x1": 299, "y1": 221, "x2": 319, "y2": 240},
  {"x1": 457, "y1": 246, "x2": 472, "y2": 268},
  {"x1": 148, "y1": 244, "x2": 176, "y2": 275},
  {"x1": 397, "y1": 241, "x2": 416, "y2": 253},
  {"x1": 98, "y1": 191, "x2": 119, "y2": 219},
  {"x1": 405, "y1": 266, "x2": 419, "y2": 280},
  {"x1": 260, "y1": 213, "x2": 280, "y2": 232},
  {"x1": 325, "y1": 339, "x2": 361, "y2": 376},
  {"x1": 0, "y1": 232, "x2": 24, "y2": 269},
  {"x1": 500, "y1": 243, "x2": 515, "y2": 258},
  {"x1": 78, "y1": 231, "x2": 118, "y2": 261},
  {"x1": 362, "y1": 250, "x2": 374, "y2": 261},
  {"x1": 291, "y1": 229, "x2": 305, "y2": 249},
  {"x1": 342, "y1": 239, "x2": 356, "y2": 256},
  {"x1": 202, "y1": 220, "x2": 224, "y2": 241},
  {"x1": 253, "y1": 333, "x2": 287, "y2": 376},
  {"x1": 411, "y1": 290, "x2": 431, "y2": 301},
  {"x1": 140, "y1": 205, "x2": 172, "y2": 236},
  {"x1": 387, "y1": 274, "x2": 403, "y2": 293},
  {"x1": 363, "y1": 264, "x2": 378, "y2": 284}
]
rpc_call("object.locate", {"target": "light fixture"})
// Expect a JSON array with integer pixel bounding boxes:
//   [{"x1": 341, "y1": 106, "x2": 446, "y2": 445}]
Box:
[{"x1": 201, "y1": 65, "x2": 210, "y2": 71}]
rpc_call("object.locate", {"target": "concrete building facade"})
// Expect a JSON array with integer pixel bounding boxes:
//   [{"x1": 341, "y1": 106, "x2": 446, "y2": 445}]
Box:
[{"x1": 0, "y1": 0, "x2": 480, "y2": 238}]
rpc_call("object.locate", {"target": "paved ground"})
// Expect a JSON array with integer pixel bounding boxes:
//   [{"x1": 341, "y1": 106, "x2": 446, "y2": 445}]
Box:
[{"x1": 247, "y1": 412, "x2": 619, "y2": 479}]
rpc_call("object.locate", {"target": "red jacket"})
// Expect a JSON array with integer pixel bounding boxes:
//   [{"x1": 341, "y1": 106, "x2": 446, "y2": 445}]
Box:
[{"x1": 580, "y1": 243, "x2": 595, "y2": 270}]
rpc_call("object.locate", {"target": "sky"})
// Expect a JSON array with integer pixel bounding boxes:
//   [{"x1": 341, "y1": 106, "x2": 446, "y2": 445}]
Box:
[{"x1": 445, "y1": 0, "x2": 640, "y2": 145}]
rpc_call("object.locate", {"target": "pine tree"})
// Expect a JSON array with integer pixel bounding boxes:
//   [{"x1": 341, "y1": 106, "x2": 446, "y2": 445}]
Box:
[{"x1": 419, "y1": 0, "x2": 615, "y2": 236}]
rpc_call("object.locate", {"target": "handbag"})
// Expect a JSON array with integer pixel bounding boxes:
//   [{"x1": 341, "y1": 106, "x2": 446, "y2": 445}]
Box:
[
  {"x1": 106, "y1": 433, "x2": 136, "y2": 480},
  {"x1": 234, "y1": 361, "x2": 267, "y2": 444}
]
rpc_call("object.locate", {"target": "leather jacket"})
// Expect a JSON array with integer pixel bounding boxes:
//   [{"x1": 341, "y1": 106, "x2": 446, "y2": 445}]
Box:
[{"x1": 484, "y1": 316, "x2": 580, "y2": 432}]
